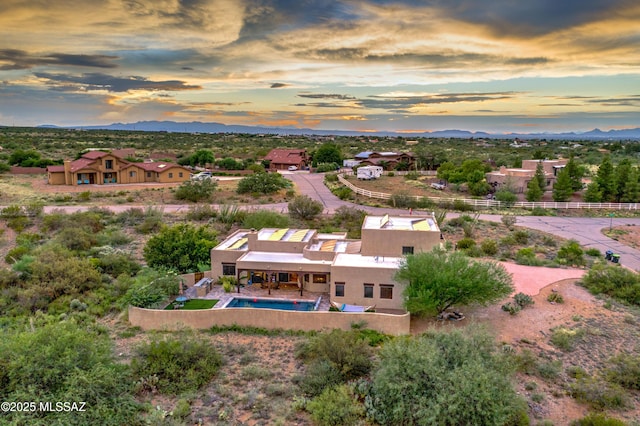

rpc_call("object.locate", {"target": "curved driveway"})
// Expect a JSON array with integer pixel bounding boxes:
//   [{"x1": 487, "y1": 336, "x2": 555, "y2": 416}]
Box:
[{"x1": 38, "y1": 171, "x2": 640, "y2": 272}]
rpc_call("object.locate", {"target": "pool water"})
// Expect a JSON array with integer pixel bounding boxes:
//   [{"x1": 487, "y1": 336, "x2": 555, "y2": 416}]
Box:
[{"x1": 224, "y1": 297, "x2": 320, "y2": 311}]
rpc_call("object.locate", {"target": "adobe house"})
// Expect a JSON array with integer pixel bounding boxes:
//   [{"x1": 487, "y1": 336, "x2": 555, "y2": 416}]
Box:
[
  {"x1": 46, "y1": 150, "x2": 192, "y2": 186},
  {"x1": 354, "y1": 151, "x2": 415, "y2": 170},
  {"x1": 485, "y1": 159, "x2": 568, "y2": 193},
  {"x1": 263, "y1": 149, "x2": 309, "y2": 170},
  {"x1": 211, "y1": 214, "x2": 442, "y2": 312}
]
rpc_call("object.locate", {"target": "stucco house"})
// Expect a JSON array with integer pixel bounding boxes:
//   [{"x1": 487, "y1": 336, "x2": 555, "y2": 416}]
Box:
[
  {"x1": 485, "y1": 159, "x2": 568, "y2": 193},
  {"x1": 47, "y1": 150, "x2": 192, "y2": 186},
  {"x1": 263, "y1": 149, "x2": 309, "y2": 171},
  {"x1": 352, "y1": 151, "x2": 415, "y2": 170},
  {"x1": 210, "y1": 214, "x2": 442, "y2": 312}
]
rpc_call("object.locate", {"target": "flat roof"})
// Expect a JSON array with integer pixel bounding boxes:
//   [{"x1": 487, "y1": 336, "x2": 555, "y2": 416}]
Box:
[
  {"x1": 215, "y1": 231, "x2": 250, "y2": 251},
  {"x1": 333, "y1": 253, "x2": 402, "y2": 269},
  {"x1": 363, "y1": 215, "x2": 439, "y2": 232}
]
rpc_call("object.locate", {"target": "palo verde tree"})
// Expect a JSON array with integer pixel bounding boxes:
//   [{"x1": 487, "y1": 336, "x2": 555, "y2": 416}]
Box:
[
  {"x1": 396, "y1": 249, "x2": 513, "y2": 316},
  {"x1": 143, "y1": 223, "x2": 217, "y2": 273}
]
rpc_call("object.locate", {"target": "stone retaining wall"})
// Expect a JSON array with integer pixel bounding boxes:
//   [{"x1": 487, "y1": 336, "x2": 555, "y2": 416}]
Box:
[{"x1": 128, "y1": 306, "x2": 410, "y2": 335}]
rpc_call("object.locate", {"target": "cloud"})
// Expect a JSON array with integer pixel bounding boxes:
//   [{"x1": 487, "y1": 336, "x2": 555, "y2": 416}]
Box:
[
  {"x1": 0, "y1": 49, "x2": 118, "y2": 70},
  {"x1": 358, "y1": 92, "x2": 518, "y2": 110},
  {"x1": 33, "y1": 72, "x2": 201, "y2": 92},
  {"x1": 297, "y1": 93, "x2": 355, "y2": 100},
  {"x1": 270, "y1": 82, "x2": 289, "y2": 88}
]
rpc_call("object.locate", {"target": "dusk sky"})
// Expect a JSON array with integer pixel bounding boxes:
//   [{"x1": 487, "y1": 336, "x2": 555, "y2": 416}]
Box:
[{"x1": 1, "y1": 0, "x2": 639, "y2": 133}]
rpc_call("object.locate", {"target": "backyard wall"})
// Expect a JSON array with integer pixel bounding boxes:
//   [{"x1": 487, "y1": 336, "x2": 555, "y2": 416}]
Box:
[{"x1": 128, "y1": 306, "x2": 411, "y2": 336}]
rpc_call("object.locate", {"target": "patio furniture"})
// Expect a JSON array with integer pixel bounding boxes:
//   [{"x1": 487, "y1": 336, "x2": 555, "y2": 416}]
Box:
[
  {"x1": 83, "y1": 180, "x2": 89, "y2": 184},
  {"x1": 77, "y1": 180, "x2": 82, "y2": 185}
]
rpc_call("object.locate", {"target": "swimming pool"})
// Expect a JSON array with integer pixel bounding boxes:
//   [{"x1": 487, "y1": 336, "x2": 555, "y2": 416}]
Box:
[{"x1": 223, "y1": 296, "x2": 321, "y2": 311}]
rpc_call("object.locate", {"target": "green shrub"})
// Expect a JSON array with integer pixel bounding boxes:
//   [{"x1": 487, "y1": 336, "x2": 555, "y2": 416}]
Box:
[
  {"x1": 324, "y1": 173, "x2": 338, "y2": 183},
  {"x1": 298, "y1": 359, "x2": 343, "y2": 397},
  {"x1": 174, "y1": 179, "x2": 218, "y2": 202},
  {"x1": 606, "y1": 353, "x2": 640, "y2": 390},
  {"x1": 570, "y1": 413, "x2": 627, "y2": 426},
  {"x1": 5, "y1": 245, "x2": 30, "y2": 264},
  {"x1": 550, "y1": 327, "x2": 584, "y2": 351},
  {"x1": 585, "y1": 248, "x2": 601, "y2": 257},
  {"x1": 547, "y1": 292, "x2": 564, "y2": 304},
  {"x1": 456, "y1": 237, "x2": 476, "y2": 250},
  {"x1": 132, "y1": 335, "x2": 222, "y2": 394},
  {"x1": 566, "y1": 365, "x2": 588, "y2": 379},
  {"x1": 502, "y1": 302, "x2": 521, "y2": 315},
  {"x1": 243, "y1": 210, "x2": 289, "y2": 229},
  {"x1": 288, "y1": 195, "x2": 323, "y2": 220},
  {"x1": 556, "y1": 239, "x2": 585, "y2": 266},
  {"x1": 185, "y1": 204, "x2": 217, "y2": 221},
  {"x1": 514, "y1": 292, "x2": 534, "y2": 308},
  {"x1": 536, "y1": 359, "x2": 563, "y2": 380},
  {"x1": 569, "y1": 377, "x2": 628, "y2": 410},
  {"x1": 481, "y1": 239, "x2": 499, "y2": 256},
  {"x1": 512, "y1": 230, "x2": 530, "y2": 244},
  {"x1": 237, "y1": 172, "x2": 290, "y2": 194},
  {"x1": 580, "y1": 263, "x2": 640, "y2": 306},
  {"x1": 307, "y1": 385, "x2": 364, "y2": 426},
  {"x1": 332, "y1": 186, "x2": 353, "y2": 200}
]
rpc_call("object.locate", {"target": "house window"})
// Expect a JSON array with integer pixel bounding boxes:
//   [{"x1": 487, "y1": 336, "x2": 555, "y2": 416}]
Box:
[
  {"x1": 335, "y1": 282, "x2": 345, "y2": 297},
  {"x1": 105, "y1": 159, "x2": 113, "y2": 169},
  {"x1": 278, "y1": 272, "x2": 289, "y2": 282},
  {"x1": 313, "y1": 274, "x2": 327, "y2": 284},
  {"x1": 402, "y1": 246, "x2": 414, "y2": 255},
  {"x1": 364, "y1": 284, "x2": 374, "y2": 298},
  {"x1": 380, "y1": 284, "x2": 394, "y2": 299},
  {"x1": 222, "y1": 263, "x2": 236, "y2": 276},
  {"x1": 129, "y1": 171, "x2": 136, "y2": 177},
  {"x1": 179, "y1": 172, "x2": 183, "y2": 177},
  {"x1": 146, "y1": 172, "x2": 151, "y2": 178},
  {"x1": 168, "y1": 172, "x2": 173, "y2": 178}
]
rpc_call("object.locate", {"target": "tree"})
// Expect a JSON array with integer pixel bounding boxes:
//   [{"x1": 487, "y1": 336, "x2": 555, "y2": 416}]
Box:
[
  {"x1": 495, "y1": 189, "x2": 517, "y2": 206},
  {"x1": 365, "y1": 326, "x2": 527, "y2": 425},
  {"x1": 396, "y1": 249, "x2": 513, "y2": 316},
  {"x1": 143, "y1": 224, "x2": 217, "y2": 273},
  {"x1": 236, "y1": 172, "x2": 290, "y2": 195},
  {"x1": 583, "y1": 182, "x2": 602, "y2": 202},
  {"x1": 552, "y1": 168, "x2": 573, "y2": 202},
  {"x1": 525, "y1": 177, "x2": 543, "y2": 202},
  {"x1": 314, "y1": 143, "x2": 342, "y2": 165},
  {"x1": 596, "y1": 155, "x2": 616, "y2": 201},
  {"x1": 614, "y1": 159, "x2": 632, "y2": 202},
  {"x1": 622, "y1": 168, "x2": 640, "y2": 203},
  {"x1": 534, "y1": 162, "x2": 546, "y2": 191},
  {"x1": 288, "y1": 195, "x2": 323, "y2": 220},
  {"x1": 565, "y1": 155, "x2": 584, "y2": 192}
]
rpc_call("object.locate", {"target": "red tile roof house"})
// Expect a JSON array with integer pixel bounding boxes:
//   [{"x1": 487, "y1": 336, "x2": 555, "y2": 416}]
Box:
[
  {"x1": 357, "y1": 152, "x2": 415, "y2": 170},
  {"x1": 47, "y1": 150, "x2": 192, "y2": 186},
  {"x1": 263, "y1": 149, "x2": 309, "y2": 171}
]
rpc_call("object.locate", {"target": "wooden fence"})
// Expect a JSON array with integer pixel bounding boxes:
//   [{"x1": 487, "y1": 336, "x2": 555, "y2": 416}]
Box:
[{"x1": 337, "y1": 173, "x2": 640, "y2": 210}]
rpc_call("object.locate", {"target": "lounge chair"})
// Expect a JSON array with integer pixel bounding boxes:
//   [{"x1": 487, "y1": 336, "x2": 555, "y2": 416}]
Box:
[{"x1": 330, "y1": 301, "x2": 375, "y2": 312}]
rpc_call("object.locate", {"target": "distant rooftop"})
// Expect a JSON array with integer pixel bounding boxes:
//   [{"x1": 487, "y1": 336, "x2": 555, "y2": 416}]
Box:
[{"x1": 257, "y1": 228, "x2": 314, "y2": 242}]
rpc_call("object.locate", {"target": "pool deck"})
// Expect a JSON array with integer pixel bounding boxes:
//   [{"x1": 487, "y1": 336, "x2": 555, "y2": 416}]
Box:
[{"x1": 183, "y1": 282, "x2": 332, "y2": 311}]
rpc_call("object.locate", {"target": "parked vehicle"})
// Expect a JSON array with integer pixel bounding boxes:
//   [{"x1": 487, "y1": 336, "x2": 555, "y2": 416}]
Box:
[
  {"x1": 288, "y1": 165, "x2": 298, "y2": 171},
  {"x1": 357, "y1": 165, "x2": 383, "y2": 180},
  {"x1": 190, "y1": 171, "x2": 214, "y2": 181}
]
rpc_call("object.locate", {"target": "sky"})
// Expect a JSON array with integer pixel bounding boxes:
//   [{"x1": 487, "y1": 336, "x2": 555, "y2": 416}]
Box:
[{"x1": 1, "y1": 0, "x2": 639, "y2": 134}]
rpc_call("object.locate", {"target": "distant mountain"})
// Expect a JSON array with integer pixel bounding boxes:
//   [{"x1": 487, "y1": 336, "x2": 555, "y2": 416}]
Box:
[{"x1": 39, "y1": 121, "x2": 640, "y2": 140}]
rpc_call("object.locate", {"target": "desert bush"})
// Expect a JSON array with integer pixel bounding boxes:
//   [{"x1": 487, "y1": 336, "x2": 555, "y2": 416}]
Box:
[
  {"x1": 315, "y1": 162, "x2": 339, "y2": 173},
  {"x1": 514, "y1": 292, "x2": 534, "y2": 308},
  {"x1": 547, "y1": 292, "x2": 564, "y2": 304},
  {"x1": 144, "y1": 223, "x2": 217, "y2": 273},
  {"x1": 502, "y1": 302, "x2": 521, "y2": 315},
  {"x1": 306, "y1": 384, "x2": 364, "y2": 426},
  {"x1": 501, "y1": 215, "x2": 517, "y2": 229},
  {"x1": 332, "y1": 186, "x2": 353, "y2": 200},
  {"x1": 174, "y1": 179, "x2": 218, "y2": 202},
  {"x1": 556, "y1": 239, "x2": 585, "y2": 266},
  {"x1": 569, "y1": 377, "x2": 628, "y2": 410},
  {"x1": 297, "y1": 360, "x2": 343, "y2": 397},
  {"x1": 365, "y1": 326, "x2": 526, "y2": 426},
  {"x1": 132, "y1": 334, "x2": 222, "y2": 394},
  {"x1": 536, "y1": 359, "x2": 563, "y2": 380},
  {"x1": 5, "y1": 245, "x2": 31, "y2": 264},
  {"x1": 94, "y1": 251, "x2": 141, "y2": 277},
  {"x1": 55, "y1": 227, "x2": 98, "y2": 251},
  {"x1": 580, "y1": 263, "x2": 640, "y2": 306},
  {"x1": 585, "y1": 248, "x2": 601, "y2": 257},
  {"x1": 324, "y1": 173, "x2": 338, "y2": 182},
  {"x1": 185, "y1": 204, "x2": 217, "y2": 221},
  {"x1": 217, "y1": 204, "x2": 243, "y2": 224},
  {"x1": 605, "y1": 353, "x2": 640, "y2": 390},
  {"x1": 456, "y1": 237, "x2": 476, "y2": 250},
  {"x1": 481, "y1": 239, "x2": 499, "y2": 256},
  {"x1": 512, "y1": 230, "x2": 530, "y2": 245},
  {"x1": 570, "y1": 413, "x2": 627, "y2": 426},
  {"x1": 550, "y1": 327, "x2": 585, "y2": 351},
  {"x1": 243, "y1": 210, "x2": 289, "y2": 229},
  {"x1": 288, "y1": 195, "x2": 323, "y2": 220},
  {"x1": 237, "y1": 172, "x2": 290, "y2": 195}
]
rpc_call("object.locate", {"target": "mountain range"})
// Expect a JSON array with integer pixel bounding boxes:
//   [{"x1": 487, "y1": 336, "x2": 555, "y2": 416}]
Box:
[{"x1": 39, "y1": 121, "x2": 640, "y2": 140}]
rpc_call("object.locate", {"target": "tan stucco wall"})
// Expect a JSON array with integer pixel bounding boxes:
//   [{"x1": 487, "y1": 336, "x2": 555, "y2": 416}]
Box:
[
  {"x1": 361, "y1": 228, "x2": 441, "y2": 256},
  {"x1": 157, "y1": 168, "x2": 190, "y2": 183},
  {"x1": 128, "y1": 306, "x2": 410, "y2": 335},
  {"x1": 330, "y1": 264, "x2": 403, "y2": 310},
  {"x1": 48, "y1": 172, "x2": 66, "y2": 185},
  {"x1": 119, "y1": 167, "x2": 147, "y2": 184},
  {"x1": 211, "y1": 250, "x2": 245, "y2": 278}
]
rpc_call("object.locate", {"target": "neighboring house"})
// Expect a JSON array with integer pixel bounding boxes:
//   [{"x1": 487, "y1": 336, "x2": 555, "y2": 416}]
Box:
[
  {"x1": 263, "y1": 149, "x2": 309, "y2": 171},
  {"x1": 351, "y1": 151, "x2": 415, "y2": 170},
  {"x1": 46, "y1": 150, "x2": 192, "y2": 186},
  {"x1": 211, "y1": 214, "x2": 442, "y2": 311},
  {"x1": 485, "y1": 159, "x2": 568, "y2": 193}
]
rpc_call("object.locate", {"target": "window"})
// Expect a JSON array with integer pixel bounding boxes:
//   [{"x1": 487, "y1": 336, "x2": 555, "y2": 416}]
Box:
[
  {"x1": 380, "y1": 284, "x2": 394, "y2": 299},
  {"x1": 105, "y1": 159, "x2": 113, "y2": 169},
  {"x1": 129, "y1": 171, "x2": 136, "y2": 177},
  {"x1": 168, "y1": 172, "x2": 173, "y2": 178},
  {"x1": 146, "y1": 172, "x2": 151, "y2": 178},
  {"x1": 278, "y1": 272, "x2": 289, "y2": 282},
  {"x1": 222, "y1": 263, "x2": 236, "y2": 276},
  {"x1": 402, "y1": 246, "x2": 414, "y2": 255},
  {"x1": 313, "y1": 274, "x2": 327, "y2": 283},
  {"x1": 179, "y1": 172, "x2": 183, "y2": 177},
  {"x1": 335, "y1": 282, "x2": 345, "y2": 297},
  {"x1": 364, "y1": 284, "x2": 374, "y2": 298}
]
